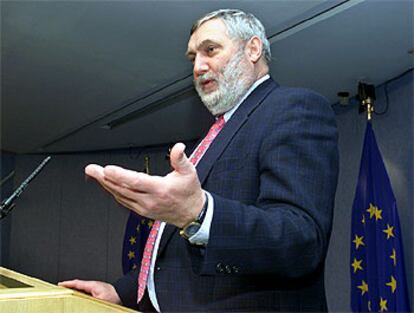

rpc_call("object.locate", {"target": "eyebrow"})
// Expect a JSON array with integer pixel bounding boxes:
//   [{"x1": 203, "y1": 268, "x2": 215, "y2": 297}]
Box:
[{"x1": 185, "y1": 39, "x2": 221, "y2": 59}]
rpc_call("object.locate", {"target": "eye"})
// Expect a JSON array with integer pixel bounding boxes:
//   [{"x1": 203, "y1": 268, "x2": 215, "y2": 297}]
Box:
[
  {"x1": 206, "y1": 45, "x2": 217, "y2": 55},
  {"x1": 187, "y1": 54, "x2": 196, "y2": 64}
]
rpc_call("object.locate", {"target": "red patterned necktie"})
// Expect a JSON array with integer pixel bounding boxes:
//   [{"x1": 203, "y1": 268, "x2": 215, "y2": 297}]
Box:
[{"x1": 137, "y1": 115, "x2": 225, "y2": 303}]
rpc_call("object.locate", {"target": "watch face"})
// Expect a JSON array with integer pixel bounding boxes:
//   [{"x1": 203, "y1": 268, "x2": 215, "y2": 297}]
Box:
[{"x1": 185, "y1": 222, "x2": 201, "y2": 237}]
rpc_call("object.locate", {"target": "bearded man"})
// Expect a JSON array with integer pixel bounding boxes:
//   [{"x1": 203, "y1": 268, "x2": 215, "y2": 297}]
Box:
[{"x1": 60, "y1": 9, "x2": 339, "y2": 312}]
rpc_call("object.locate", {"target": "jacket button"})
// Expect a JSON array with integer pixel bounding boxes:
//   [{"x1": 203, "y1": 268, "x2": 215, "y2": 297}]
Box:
[
  {"x1": 216, "y1": 263, "x2": 224, "y2": 273},
  {"x1": 156, "y1": 267, "x2": 161, "y2": 271}
]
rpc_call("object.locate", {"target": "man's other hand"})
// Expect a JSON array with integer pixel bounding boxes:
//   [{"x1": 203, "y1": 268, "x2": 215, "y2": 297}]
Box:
[{"x1": 58, "y1": 280, "x2": 122, "y2": 304}]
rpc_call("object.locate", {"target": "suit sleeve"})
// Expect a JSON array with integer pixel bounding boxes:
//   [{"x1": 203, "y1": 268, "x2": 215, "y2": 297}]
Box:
[
  {"x1": 197, "y1": 89, "x2": 339, "y2": 278},
  {"x1": 113, "y1": 270, "x2": 138, "y2": 309}
]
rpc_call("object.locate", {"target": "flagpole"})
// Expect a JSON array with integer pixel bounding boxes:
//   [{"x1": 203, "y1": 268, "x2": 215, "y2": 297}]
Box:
[
  {"x1": 358, "y1": 82, "x2": 375, "y2": 121},
  {"x1": 363, "y1": 98, "x2": 374, "y2": 121},
  {"x1": 144, "y1": 156, "x2": 150, "y2": 174}
]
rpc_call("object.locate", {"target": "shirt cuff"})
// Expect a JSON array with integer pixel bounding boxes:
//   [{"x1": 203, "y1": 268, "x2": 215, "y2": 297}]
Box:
[{"x1": 188, "y1": 191, "x2": 213, "y2": 245}]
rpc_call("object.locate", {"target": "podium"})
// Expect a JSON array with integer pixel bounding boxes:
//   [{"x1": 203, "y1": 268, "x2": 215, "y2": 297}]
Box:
[{"x1": 0, "y1": 267, "x2": 139, "y2": 312}]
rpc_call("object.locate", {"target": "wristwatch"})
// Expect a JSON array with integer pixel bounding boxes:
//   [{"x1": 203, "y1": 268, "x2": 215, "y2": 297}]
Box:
[{"x1": 179, "y1": 194, "x2": 208, "y2": 240}]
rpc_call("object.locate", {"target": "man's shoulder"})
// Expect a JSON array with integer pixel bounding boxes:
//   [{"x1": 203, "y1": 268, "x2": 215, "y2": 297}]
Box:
[
  {"x1": 268, "y1": 81, "x2": 329, "y2": 105},
  {"x1": 241, "y1": 77, "x2": 333, "y2": 117},
  {"x1": 257, "y1": 81, "x2": 334, "y2": 120}
]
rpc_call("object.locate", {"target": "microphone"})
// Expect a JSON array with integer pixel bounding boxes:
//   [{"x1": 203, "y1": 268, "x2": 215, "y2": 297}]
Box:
[{"x1": 0, "y1": 156, "x2": 51, "y2": 219}]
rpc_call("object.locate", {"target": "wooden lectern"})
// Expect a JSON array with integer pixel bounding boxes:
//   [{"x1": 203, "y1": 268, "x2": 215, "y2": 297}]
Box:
[{"x1": 0, "y1": 267, "x2": 140, "y2": 312}]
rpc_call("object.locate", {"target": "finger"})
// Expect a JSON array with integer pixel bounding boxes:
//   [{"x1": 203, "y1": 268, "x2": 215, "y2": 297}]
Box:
[
  {"x1": 111, "y1": 187, "x2": 160, "y2": 221},
  {"x1": 86, "y1": 170, "x2": 124, "y2": 199},
  {"x1": 91, "y1": 169, "x2": 147, "y2": 206},
  {"x1": 103, "y1": 165, "x2": 142, "y2": 188},
  {"x1": 58, "y1": 280, "x2": 75, "y2": 287},
  {"x1": 85, "y1": 164, "x2": 123, "y2": 200},
  {"x1": 86, "y1": 170, "x2": 151, "y2": 214},
  {"x1": 115, "y1": 194, "x2": 160, "y2": 221},
  {"x1": 85, "y1": 164, "x2": 105, "y2": 180},
  {"x1": 103, "y1": 165, "x2": 162, "y2": 193},
  {"x1": 169, "y1": 143, "x2": 193, "y2": 175},
  {"x1": 86, "y1": 165, "x2": 156, "y2": 209},
  {"x1": 101, "y1": 176, "x2": 149, "y2": 206},
  {"x1": 58, "y1": 280, "x2": 95, "y2": 294},
  {"x1": 114, "y1": 195, "x2": 149, "y2": 217}
]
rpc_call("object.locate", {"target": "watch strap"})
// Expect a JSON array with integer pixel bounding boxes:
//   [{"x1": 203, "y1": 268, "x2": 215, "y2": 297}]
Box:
[{"x1": 179, "y1": 192, "x2": 208, "y2": 240}]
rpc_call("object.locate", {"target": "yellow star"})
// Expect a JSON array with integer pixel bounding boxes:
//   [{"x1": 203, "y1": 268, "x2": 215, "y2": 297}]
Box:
[
  {"x1": 390, "y1": 249, "x2": 397, "y2": 266},
  {"x1": 141, "y1": 219, "x2": 146, "y2": 225},
  {"x1": 386, "y1": 275, "x2": 397, "y2": 293},
  {"x1": 383, "y1": 224, "x2": 395, "y2": 240},
  {"x1": 351, "y1": 258, "x2": 363, "y2": 273},
  {"x1": 353, "y1": 235, "x2": 365, "y2": 250},
  {"x1": 357, "y1": 280, "x2": 369, "y2": 296},
  {"x1": 374, "y1": 208, "x2": 383, "y2": 221},
  {"x1": 148, "y1": 220, "x2": 154, "y2": 228},
  {"x1": 129, "y1": 236, "x2": 136, "y2": 245},
  {"x1": 366, "y1": 203, "x2": 377, "y2": 218},
  {"x1": 379, "y1": 297, "x2": 388, "y2": 312},
  {"x1": 366, "y1": 203, "x2": 383, "y2": 221},
  {"x1": 127, "y1": 250, "x2": 135, "y2": 260}
]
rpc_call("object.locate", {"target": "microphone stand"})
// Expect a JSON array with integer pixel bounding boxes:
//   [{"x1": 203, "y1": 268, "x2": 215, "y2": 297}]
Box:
[{"x1": 0, "y1": 156, "x2": 51, "y2": 220}]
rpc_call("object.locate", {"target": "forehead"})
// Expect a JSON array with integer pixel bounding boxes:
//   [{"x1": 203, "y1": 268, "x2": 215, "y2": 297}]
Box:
[{"x1": 187, "y1": 18, "x2": 231, "y2": 51}]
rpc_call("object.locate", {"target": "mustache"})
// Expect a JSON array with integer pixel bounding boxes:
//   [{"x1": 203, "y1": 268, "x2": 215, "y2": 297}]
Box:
[{"x1": 194, "y1": 73, "x2": 218, "y2": 87}]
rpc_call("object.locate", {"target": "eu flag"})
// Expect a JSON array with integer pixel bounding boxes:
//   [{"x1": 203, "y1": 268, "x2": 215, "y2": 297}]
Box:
[
  {"x1": 122, "y1": 212, "x2": 153, "y2": 274},
  {"x1": 122, "y1": 156, "x2": 153, "y2": 274},
  {"x1": 350, "y1": 122, "x2": 410, "y2": 312}
]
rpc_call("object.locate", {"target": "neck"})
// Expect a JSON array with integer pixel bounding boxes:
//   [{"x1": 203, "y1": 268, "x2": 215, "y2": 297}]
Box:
[{"x1": 254, "y1": 60, "x2": 269, "y2": 82}]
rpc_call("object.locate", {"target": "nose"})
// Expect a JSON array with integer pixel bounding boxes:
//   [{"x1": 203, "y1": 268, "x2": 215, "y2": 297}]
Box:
[{"x1": 193, "y1": 55, "x2": 209, "y2": 79}]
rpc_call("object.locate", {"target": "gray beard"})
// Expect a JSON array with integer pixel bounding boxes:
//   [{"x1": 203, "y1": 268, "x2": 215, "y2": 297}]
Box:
[{"x1": 194, "y1": 50, "x2": 255, "y2": 116}]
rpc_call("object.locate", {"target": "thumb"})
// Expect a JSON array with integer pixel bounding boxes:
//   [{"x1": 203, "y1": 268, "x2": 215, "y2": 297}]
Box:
[{"x1": 170, "y1": 143, "x2": 193, "y2": 174}]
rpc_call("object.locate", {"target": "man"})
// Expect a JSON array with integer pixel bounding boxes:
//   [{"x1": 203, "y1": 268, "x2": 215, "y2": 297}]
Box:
[{"x1": 60, "y1": 9, "x2": 339, "y2": 312}]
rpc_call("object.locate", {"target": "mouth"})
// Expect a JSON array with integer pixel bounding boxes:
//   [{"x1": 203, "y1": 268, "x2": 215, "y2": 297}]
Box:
[{"x1": 199, "y1": 79, "x2": 217, "y2": 92}]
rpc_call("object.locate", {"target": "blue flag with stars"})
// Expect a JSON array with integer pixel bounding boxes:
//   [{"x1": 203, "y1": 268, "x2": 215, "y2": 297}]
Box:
[
  {"x1": 350, "y1": 122, "x2": 410, "y2": 312},
  {"x1": 122, "y1": 156, "x2": 154, "y2": 274},
  {"x1": 122, "y1": 212, "x2": 153, "y2": 274}
]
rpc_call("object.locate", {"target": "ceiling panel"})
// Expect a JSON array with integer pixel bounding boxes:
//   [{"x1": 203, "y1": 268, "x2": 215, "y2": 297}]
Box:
[
  {"x1": 1, "y1": 0, "x2": 411, "y2": 153},
  {"x1": 270, "y1": 0, "x2": 413, "y2": 101}
]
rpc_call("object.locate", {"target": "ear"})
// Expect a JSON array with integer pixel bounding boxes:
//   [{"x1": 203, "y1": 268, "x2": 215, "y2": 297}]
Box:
[{"x1": 245, "y1": 36, "x2": 263, "y2": 63}]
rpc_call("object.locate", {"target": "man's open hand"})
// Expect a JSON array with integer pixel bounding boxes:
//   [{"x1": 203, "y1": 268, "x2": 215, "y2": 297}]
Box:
[{"x1": 85, "y1": 143, "x2": 205, "y2": 228}]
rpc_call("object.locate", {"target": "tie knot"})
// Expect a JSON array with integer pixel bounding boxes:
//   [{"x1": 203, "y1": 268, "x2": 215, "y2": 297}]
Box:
[
  {"x1": 210, "y1": 115, "x2": 225, "y2": 133},
  {"x1": 214, "y1": 115, "x2": 225, "y2": 127}
]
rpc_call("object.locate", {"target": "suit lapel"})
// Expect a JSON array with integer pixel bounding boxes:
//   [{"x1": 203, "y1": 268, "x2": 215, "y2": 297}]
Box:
[
  {"x1": 157, "y1": 78, "x2": 278, "y2": 255},
  {"x1": 197, "y1": 78, "x2": 278, "y2": 185}
]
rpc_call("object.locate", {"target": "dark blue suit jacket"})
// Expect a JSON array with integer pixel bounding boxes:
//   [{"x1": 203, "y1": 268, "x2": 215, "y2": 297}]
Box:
[{"x1": 114, "y1": 78, "x2": 339, "y2": 312}]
